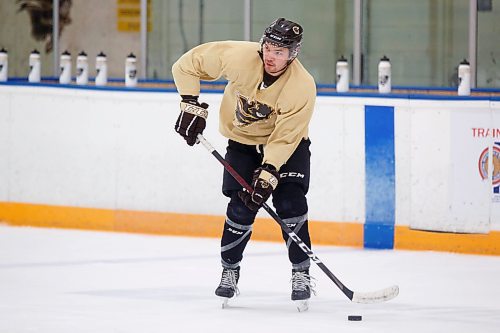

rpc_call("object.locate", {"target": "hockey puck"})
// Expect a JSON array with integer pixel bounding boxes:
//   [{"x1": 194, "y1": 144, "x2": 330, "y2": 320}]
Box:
[{"x1": 348, "y1": 315, "x2": 362, "y2": 321}]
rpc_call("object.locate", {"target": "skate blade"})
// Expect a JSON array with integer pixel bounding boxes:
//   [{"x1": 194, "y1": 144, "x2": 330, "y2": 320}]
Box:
[
  {"x1": 294, "y1": 300, "x2": 309, "y2": 312},
  {"x1": 219, "y1": 297, "x2": 230, "y2": 309}
]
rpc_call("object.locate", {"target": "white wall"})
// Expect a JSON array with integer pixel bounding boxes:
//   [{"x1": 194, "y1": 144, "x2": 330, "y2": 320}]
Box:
[{"x1": 0, "y1": 85, "x2": 498, "y2": 232}]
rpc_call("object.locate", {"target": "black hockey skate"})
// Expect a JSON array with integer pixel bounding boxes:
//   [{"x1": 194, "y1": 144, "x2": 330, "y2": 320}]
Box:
[
  {"x1": 215, "y1": 267, "x2": 240, "y2": 308},
  {"x1": 291, "y1": 268, "x2": 316, "y2": 312}
]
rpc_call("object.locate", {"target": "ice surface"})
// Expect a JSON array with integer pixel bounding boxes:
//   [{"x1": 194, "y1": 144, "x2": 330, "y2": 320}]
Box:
[{"x1": 0, "y1": 225, "x2": 499, "y2": 333}]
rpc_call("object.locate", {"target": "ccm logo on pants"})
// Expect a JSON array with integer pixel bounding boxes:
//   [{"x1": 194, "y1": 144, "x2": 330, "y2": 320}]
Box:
[{"x1": 280, "y1": 172, "x2": 305, "y2": 179}]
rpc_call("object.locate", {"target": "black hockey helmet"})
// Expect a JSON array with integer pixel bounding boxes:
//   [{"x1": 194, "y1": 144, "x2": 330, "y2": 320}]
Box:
[{"x1": 260, "y1": 18, "x2": 303, "y2": 59}]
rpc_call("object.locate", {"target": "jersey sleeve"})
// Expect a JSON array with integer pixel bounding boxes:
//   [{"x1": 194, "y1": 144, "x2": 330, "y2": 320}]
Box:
[{"x1": 171, "y1": 42, "x2": 226, "y2": 96}]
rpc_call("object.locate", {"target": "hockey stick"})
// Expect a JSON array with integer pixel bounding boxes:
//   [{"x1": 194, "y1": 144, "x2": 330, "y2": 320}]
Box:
[{"x1": 197, "y1": 134, "x2": 399, "y2": 304}]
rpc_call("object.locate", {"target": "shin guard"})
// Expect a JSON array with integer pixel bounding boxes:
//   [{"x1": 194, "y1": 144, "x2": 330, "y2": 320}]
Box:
[
  {"x1": 220, "y1": 192, "x2": 257, "y2": 268},
  {"x1": 273, "y1": 183, "x2": 311, "y2": 269}
]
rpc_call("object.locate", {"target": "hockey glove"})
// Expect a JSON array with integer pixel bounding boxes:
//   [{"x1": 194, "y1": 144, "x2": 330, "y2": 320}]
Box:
[
  {"x1": 238, "y1": 164, "x2": 279, "y2": 212},
  {"x1": 175, "y1": 95, "x2": 209, "y2": 146}
]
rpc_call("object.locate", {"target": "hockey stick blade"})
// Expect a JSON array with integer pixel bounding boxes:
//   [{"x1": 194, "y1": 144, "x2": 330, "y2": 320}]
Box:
[{"x1": 351, "y1": 285, "x2": 399, "y2": 304}]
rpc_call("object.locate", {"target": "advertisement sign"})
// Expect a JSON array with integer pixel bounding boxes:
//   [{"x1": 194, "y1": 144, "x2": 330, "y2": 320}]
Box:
[{"x1": 449, "y1": 107, "x2": 495, "y2": 233}]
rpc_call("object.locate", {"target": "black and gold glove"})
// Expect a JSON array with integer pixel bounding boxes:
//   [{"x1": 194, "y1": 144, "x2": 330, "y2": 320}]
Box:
[
  {"x1": 174, "y1": 95, "x2": 208, "y2": 146},
  {"x1": 238, "y1": 164, "x2": 279, "y2": 212}
]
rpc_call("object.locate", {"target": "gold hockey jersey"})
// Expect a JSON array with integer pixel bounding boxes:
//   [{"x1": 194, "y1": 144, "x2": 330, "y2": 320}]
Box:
[{"x1": 172, "y1": 41, "x2": 316, "y2": 170}]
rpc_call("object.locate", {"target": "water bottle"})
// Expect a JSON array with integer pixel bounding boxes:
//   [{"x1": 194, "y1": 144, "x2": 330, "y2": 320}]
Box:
[
  {"x1": 76, "y1": 51, "x2": 88, "y2": 85},
  {"x1": 336, "y1": 55, "x2": 349, "y2": 92},
  {"x1": 0, "y1": 48, "x2": 8, "y2": 82},
  {"x1": 125, "y1": 53, "x2": 138, "y2": 87},
  {"x1": 458, "y1": 59, "x2": 471, "y2": 96},
  {"x1": 95, "y1": 51, "x2": 108, "y2": 86},
  {"x1": 59, "y1": 50, "x2": 72, "y2": 84},
  {"x1": 28, "y1": 49, "x2": 41, "y2": 83},
  {"x1": 378, "y1": 55, "x2": 391, "y2": 93}
]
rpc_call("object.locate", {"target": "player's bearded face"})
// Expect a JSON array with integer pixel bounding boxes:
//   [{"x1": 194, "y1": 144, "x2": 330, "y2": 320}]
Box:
[{"x1": 262, "y1": 42, "x2": 290, "y2": 76}]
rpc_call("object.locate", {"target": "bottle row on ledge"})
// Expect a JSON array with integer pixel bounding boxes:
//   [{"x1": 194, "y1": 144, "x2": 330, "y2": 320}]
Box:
[
  {"x1": 333, "y1": 55, "x2": 394, "y2": 94},
  {"x1": 0, "y1": 48, "x2": 138, "y2": 87},
  {"x1": 0, "y1": 48, "x2": 474, "y2": 95},
  {"x1": 334, "y1": 55, "x2": 472, "y2": 96}
]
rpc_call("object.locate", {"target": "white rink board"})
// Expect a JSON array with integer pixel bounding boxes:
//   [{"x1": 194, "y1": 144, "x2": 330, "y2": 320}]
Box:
[
  {"x1": 310, "y1": 97, "x2": 366, "y2": 223},
  {"x1": 0, "y1": 85, "x2": 498, "y2": 232},
  {"x1": 405, "y1": 99, "x2": 494, "y2": 233},
  {"x1": 0, "y1": 90, "x2": 9, "y2": 202}
]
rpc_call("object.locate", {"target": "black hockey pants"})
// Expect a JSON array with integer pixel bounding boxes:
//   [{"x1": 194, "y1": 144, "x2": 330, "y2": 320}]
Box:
[{"x1": 219, "y1": 139, "x2": 312, "y2": 271}]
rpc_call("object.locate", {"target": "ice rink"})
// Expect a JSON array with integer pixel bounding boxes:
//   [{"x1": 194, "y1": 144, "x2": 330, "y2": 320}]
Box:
[{"x1": 0, "y1": 225, "x2": 499, "y2": 333}]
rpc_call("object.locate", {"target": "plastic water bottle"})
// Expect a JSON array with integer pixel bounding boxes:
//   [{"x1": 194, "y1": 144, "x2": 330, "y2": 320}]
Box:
[
  {"x1": 28, "y1": 49, "x2": 41, "y2": 83},
  {"x1": 378, "y1": 55, "x2": 391, "y2": 93},
  {"x1": 76, "y1": 51, "x2": 88, "y2": 85},
  {"x1": 59, "y1": 50, "x2": 72, "y2": 84},
  {"x1": 458, "y1": 59, "x2": 471, "y2": 96},
  {"x1": 95, "y1": 51, "x2": 108, "y2": 86},
  {"x1": 336, "y1": 55, "x2": 349, "y2": 92},
  {"x1": 0, "y1": 48, "x2": 8, "y2": 82},
  {"x1": 125, "y1": 53, "x2": 138, "y2": 87}
]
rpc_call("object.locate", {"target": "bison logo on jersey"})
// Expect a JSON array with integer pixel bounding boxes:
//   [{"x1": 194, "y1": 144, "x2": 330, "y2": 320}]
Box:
[{"x1": 234, "y1": 93, "x2": 275, "y2": 127}]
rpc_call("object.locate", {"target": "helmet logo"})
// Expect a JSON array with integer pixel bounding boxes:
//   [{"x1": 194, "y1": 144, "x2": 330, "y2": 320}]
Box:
[{"x1": 260, "y1": 18, "x2": 303, "y2": 59}]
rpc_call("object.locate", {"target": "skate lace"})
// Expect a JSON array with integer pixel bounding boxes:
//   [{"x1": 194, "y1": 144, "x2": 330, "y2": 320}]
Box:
[
  {"x1": 291, "y1": 271, "x2": 317, "y2": 296},
  {"x1": 220, "y1": 269, "x2": 240, "y2": 296}
]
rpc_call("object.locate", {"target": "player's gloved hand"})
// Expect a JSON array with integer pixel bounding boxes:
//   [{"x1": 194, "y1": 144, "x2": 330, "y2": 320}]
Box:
[
  {"x1": 175, "y1": 95, "x2": 209, "y2": 146},
  {"x1": 238, "y1": 164, "x2": 279, "y2": 212}
]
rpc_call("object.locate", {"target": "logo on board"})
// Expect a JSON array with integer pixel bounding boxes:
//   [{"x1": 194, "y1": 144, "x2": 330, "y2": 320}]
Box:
[{"x1": 478, "y1": 142, "x2": 500, "y2": 197}]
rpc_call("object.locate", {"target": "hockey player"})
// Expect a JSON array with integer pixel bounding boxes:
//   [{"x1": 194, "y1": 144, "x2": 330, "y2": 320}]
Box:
[{"x1": 172, "y1": 18, "x2": 316, "y2": 311}]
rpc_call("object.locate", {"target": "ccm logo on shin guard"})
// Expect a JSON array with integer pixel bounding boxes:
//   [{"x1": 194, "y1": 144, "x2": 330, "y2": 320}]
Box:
[
  {"x1": 227, "y1": 228, "x2": 243, "y2": 235},
  {"x1": 280, "y1": 172, "x2": 305, "y2": 179}
]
